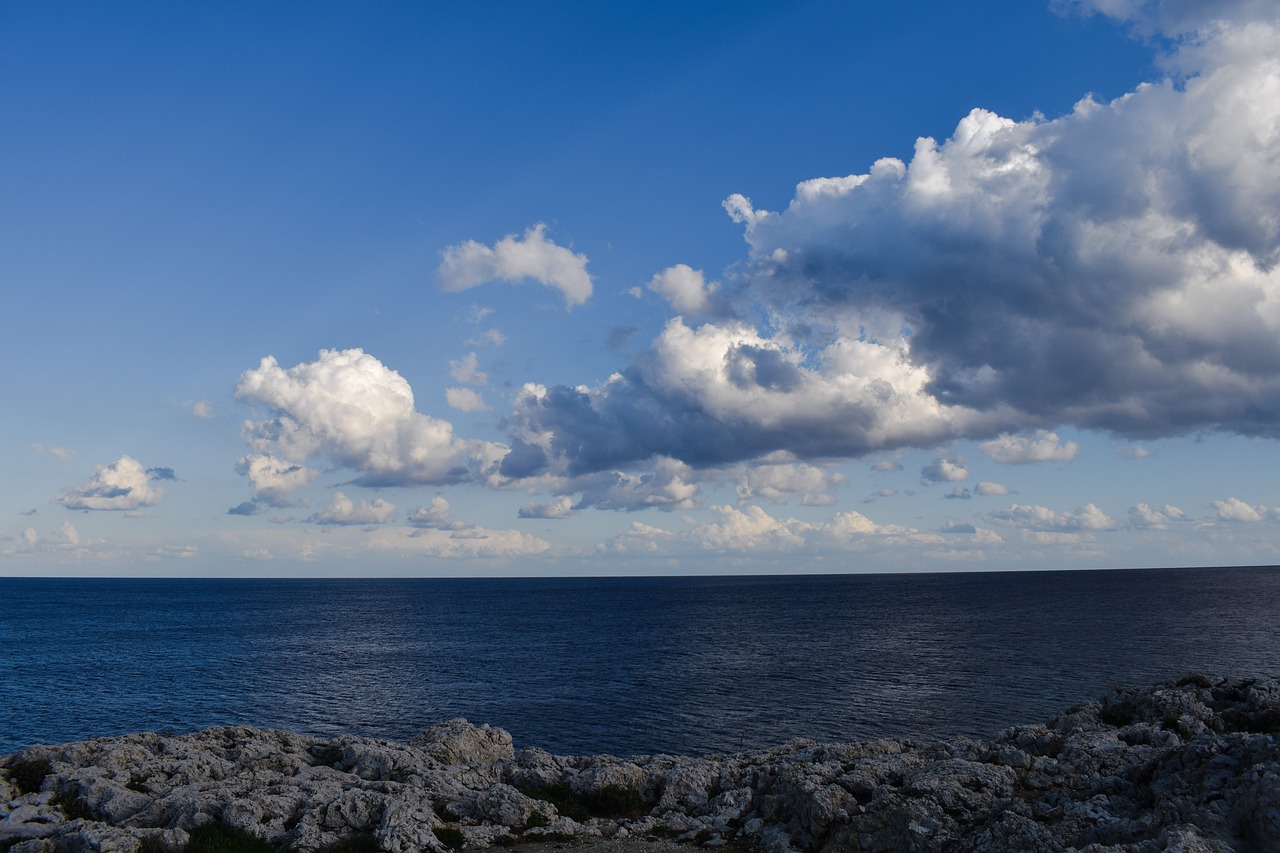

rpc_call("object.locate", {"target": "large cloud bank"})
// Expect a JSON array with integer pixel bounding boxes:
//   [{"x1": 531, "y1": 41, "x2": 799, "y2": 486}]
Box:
[
  {"x1": 235, "y1": 349, "x2": 505, "y2": 503},
  {"x1": 505, "y1": 4, "x2": 1280, "y2": 478}
]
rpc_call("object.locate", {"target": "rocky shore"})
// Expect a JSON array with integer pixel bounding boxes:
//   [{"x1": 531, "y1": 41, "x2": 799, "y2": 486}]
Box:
[{"x1": 3, "y1": 676, "x2": 1278, "y2": 853}]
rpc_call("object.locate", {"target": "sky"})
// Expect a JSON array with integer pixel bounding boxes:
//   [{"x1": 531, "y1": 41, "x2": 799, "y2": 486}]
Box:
[{"x1": 4, "y1": 0, "x2": 1280, "y2": 576}]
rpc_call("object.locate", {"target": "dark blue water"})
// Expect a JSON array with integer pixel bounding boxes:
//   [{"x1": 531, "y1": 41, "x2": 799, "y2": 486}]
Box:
[{"x1": 2, "y1": 568, "x2": 1278, "y2": 757}]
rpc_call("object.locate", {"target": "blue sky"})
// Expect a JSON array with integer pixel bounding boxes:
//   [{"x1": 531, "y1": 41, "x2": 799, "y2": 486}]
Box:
[{"x1": 4, "y1": 0, "x2": 1280, "y2": 576}]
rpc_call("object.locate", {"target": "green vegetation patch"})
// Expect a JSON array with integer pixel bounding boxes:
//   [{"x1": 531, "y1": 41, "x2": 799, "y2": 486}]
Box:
[
  {"x1": 316, "y1": 834, "x2": 381, "y2": 853},
  {"x1": 517, "y1": 781, "x2": 649, "y2": 821},
  {"x1": 185, "y1": 822, "x2": 283, "y2": 853},
  {"x1": 433, "y1": 827, "x2": 465, "y2": 851}
]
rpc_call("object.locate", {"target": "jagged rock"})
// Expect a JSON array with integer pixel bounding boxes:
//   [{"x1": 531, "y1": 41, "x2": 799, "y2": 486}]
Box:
[
  {"x1": 3, "y1": 678, "x2": 1279, "y2": 852},
  {"x1": 408, "y1": 720, "x2": 513, "y2": 770}
]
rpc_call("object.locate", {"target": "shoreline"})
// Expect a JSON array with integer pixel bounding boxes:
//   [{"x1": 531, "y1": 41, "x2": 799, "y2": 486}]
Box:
[{"x1": 3, "y1": 675, "x2": 1278, "y2": 853}]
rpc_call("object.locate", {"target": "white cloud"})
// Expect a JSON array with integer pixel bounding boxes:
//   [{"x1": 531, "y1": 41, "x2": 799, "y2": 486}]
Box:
[
  {"x1": 31, "y1": 443, "x2": 72, "y2": 460},
  {"x1": 980, "y1": 430, "x2": 1079, "y2": 464},
  {"x1": 872, "y1": 460, "x2": 903, "y2": 472},
  {"x1": 733, "y1": 456, "x2": 846, "y2": 505},
  {"x1": 605, "y1": 504, "x2": 951, "y2": 557},
  {"x1": 989, "y1": 502, "x2": 1116, "y2": 532},
  {"x1": 445, "y1": 387, "x2": 490, "y2": 412},
  {"x1": 974, "y1": 481, "x2": 1011, "y2": 495},
  {"x1": 235, "y1": 349, "x2": 505, "y2": 500},
  {"x1": 308, "y1": 491, "x2": 396, "y2": 525},
  {"x1": 1129, "y1": 502, "x2": 1186, "y2": 528},
  {"x1": 57, "y1": 456, "x2": 164, "y2": 511},
  {"x1": 1214, "y1": 496, "x2": 1265, "y2": 522},
  {"x1": 921, "y1": 458, "x2": 968, "y2": 484},
  {"x1": 574, "y1": 456, "x2": 700, "y2": 512},
  {"x1": 236, "y1": 454, "x2": 318, "y2": 507},
  {"x1": 449, "y1": 352, "x2": 488, "y2": 385},
  {"x1": 501, "y1": 317, "x2": 974, "y2": 478},
  {"x1": 518, "y1": 496, "x2": 574, "y2": 519},
  {"x1": 438, "y1": 223, "x2": 593, "y2": 308},
  {"x1": 407, "y1": 496, "x2": 459, "y2": 529},
  {"x1": 646, "y1": 264, "x2": 729, "y2": 318},
  {"x1": 191, "y1": 401, "x2": 215, "y2": 419}
]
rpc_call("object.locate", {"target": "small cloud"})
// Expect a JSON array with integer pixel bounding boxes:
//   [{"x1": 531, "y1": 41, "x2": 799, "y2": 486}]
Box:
[
  {"x1": 449, "y1": 352, "x2": 488, "y2": 385},
  {"x1": 307, "y1": 492, "x2": 396, "y2": 525},
  {"x1": 974, "y1": 481, "x2": 1011, "y2": 496},
  {"x1": 646, "y1": 264, "x2": 730, "y2": 318},
  {"x1": 445, "y1": 387, "x2": 490, "y2": 413},
  {"x1": 227, "y1": 501, "x2": 264, "y2": 517},
  {"x1": 941, "y1": 521, "x2": 978, "y2": 534},
  {"x1": 871, "y1": 460, "x2": 903, "y2": 473},
  {"x1": 1114, "y1": 443, "x2": 1153, "y2": 459},
  {"x1": 147, "y1": 467, "x2": 177, "y2": 481},
  {"x1": 31, "y1": 443, "x2": 72, "y2": 460},
  {"x1": 945, "y1": 487, "x2": 972, "y2": 500},
  {"x1": 518, "y1": 496, "x2": 574, "y2": 519},
  {"x1": 921, "y1": 458, "x2": 967, "y2": 485},
  {"x1": 1129, "y1": 503, "x2": 1186, "y2": 529},
  {"x1": 1214, "y1": 497, "x2": 1265, "y2": 523},
  {"x1": 989, "y1": 502, "x2": 1115, "y2": 532},
  {"x1": 18, "y1": 508, "x2": 37, "y2": 516},
  {"x1": 980, "y1": 431, "x2": 1079, "y2": 465},
  {"x1": 438, "y1": 223, "x2": 593, "y2": 308},
  {"x1": 57, "y1": 456, "x2": 163, "y2": 511},
  {"x1": 191, "y1": 401, "x2": 216, "y2": 419},
  {"x1": 407, "y1": 497, "x2": 461, "y2": 530}
]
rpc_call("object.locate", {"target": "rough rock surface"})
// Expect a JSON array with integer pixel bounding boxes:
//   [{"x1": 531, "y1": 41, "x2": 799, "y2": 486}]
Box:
[{"x1": 3, "y1": 676, "x2": 1278, "y2": 853}]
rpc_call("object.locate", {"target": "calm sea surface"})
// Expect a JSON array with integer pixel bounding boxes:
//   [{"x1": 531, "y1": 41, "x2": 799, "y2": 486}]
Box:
[{"x1": 2, "y1": 568, "x2": 1278, "y2": 757}]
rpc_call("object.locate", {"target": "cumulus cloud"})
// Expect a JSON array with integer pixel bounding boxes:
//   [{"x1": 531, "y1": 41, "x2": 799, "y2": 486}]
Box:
[
  {"x1": 438, "y1": 223, "x2": 593, "y2": 308},
  {"x1": 646, "y1": 265, "x2": 731, "y2": 318},
  {"x1": 1129, "y1": 502, "x2": 1186, "y2": 528},
  {"x1": 235, "y1": 349, "x2": 505, "y2": 501},
  {"x1": 921, "y1": 458, "x2": 968, "y2": 484},
  {"x1": 57, "y1": 456, "x2": 164, "y2": 511},
  {"x1": 446, "y1": 387, "x2": 490, "y2": 412},
  {"x1": 518, "y1": 496, "x2": 574, "y2": 519},
  {"x1": 504, "y1": 10, "x2": 1280, "y2": 482},
  {"x1": 501, "y1": 318, "x2": 972, "y2": 478},
  {"x1": 227, "y1": 501, "x2": 265, "y2": 517},
  {"x1": 191, "y1": 401, "x2": 215, "y2": 419},
  {"x1": 980, "y1": 431, "x2": 1079, "y2": 464},
  {"x1": 872, "y1": 460, "x2": 903, "y2": 472},
  {"x1": 989, "y1": 502, "x2": 1117, "y2": 532},
  {"x1": 1214, "y1": 496, "x2": 1265, "y2": 522},
  {"x1": 307, "y1": 492, "x2": 396, "y2": 525},
  {"x1": 406, "y1": 497, "x2": 462, "y2": 529},
  {"x1": 236, "y1": 454, "x2": 318, "y2": 506}
]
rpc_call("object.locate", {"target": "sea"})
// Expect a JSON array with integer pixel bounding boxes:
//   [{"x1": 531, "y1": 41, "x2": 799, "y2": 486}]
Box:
[{"x1": 2, "y1": 567, "x2": 1278, "y2": 758}]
